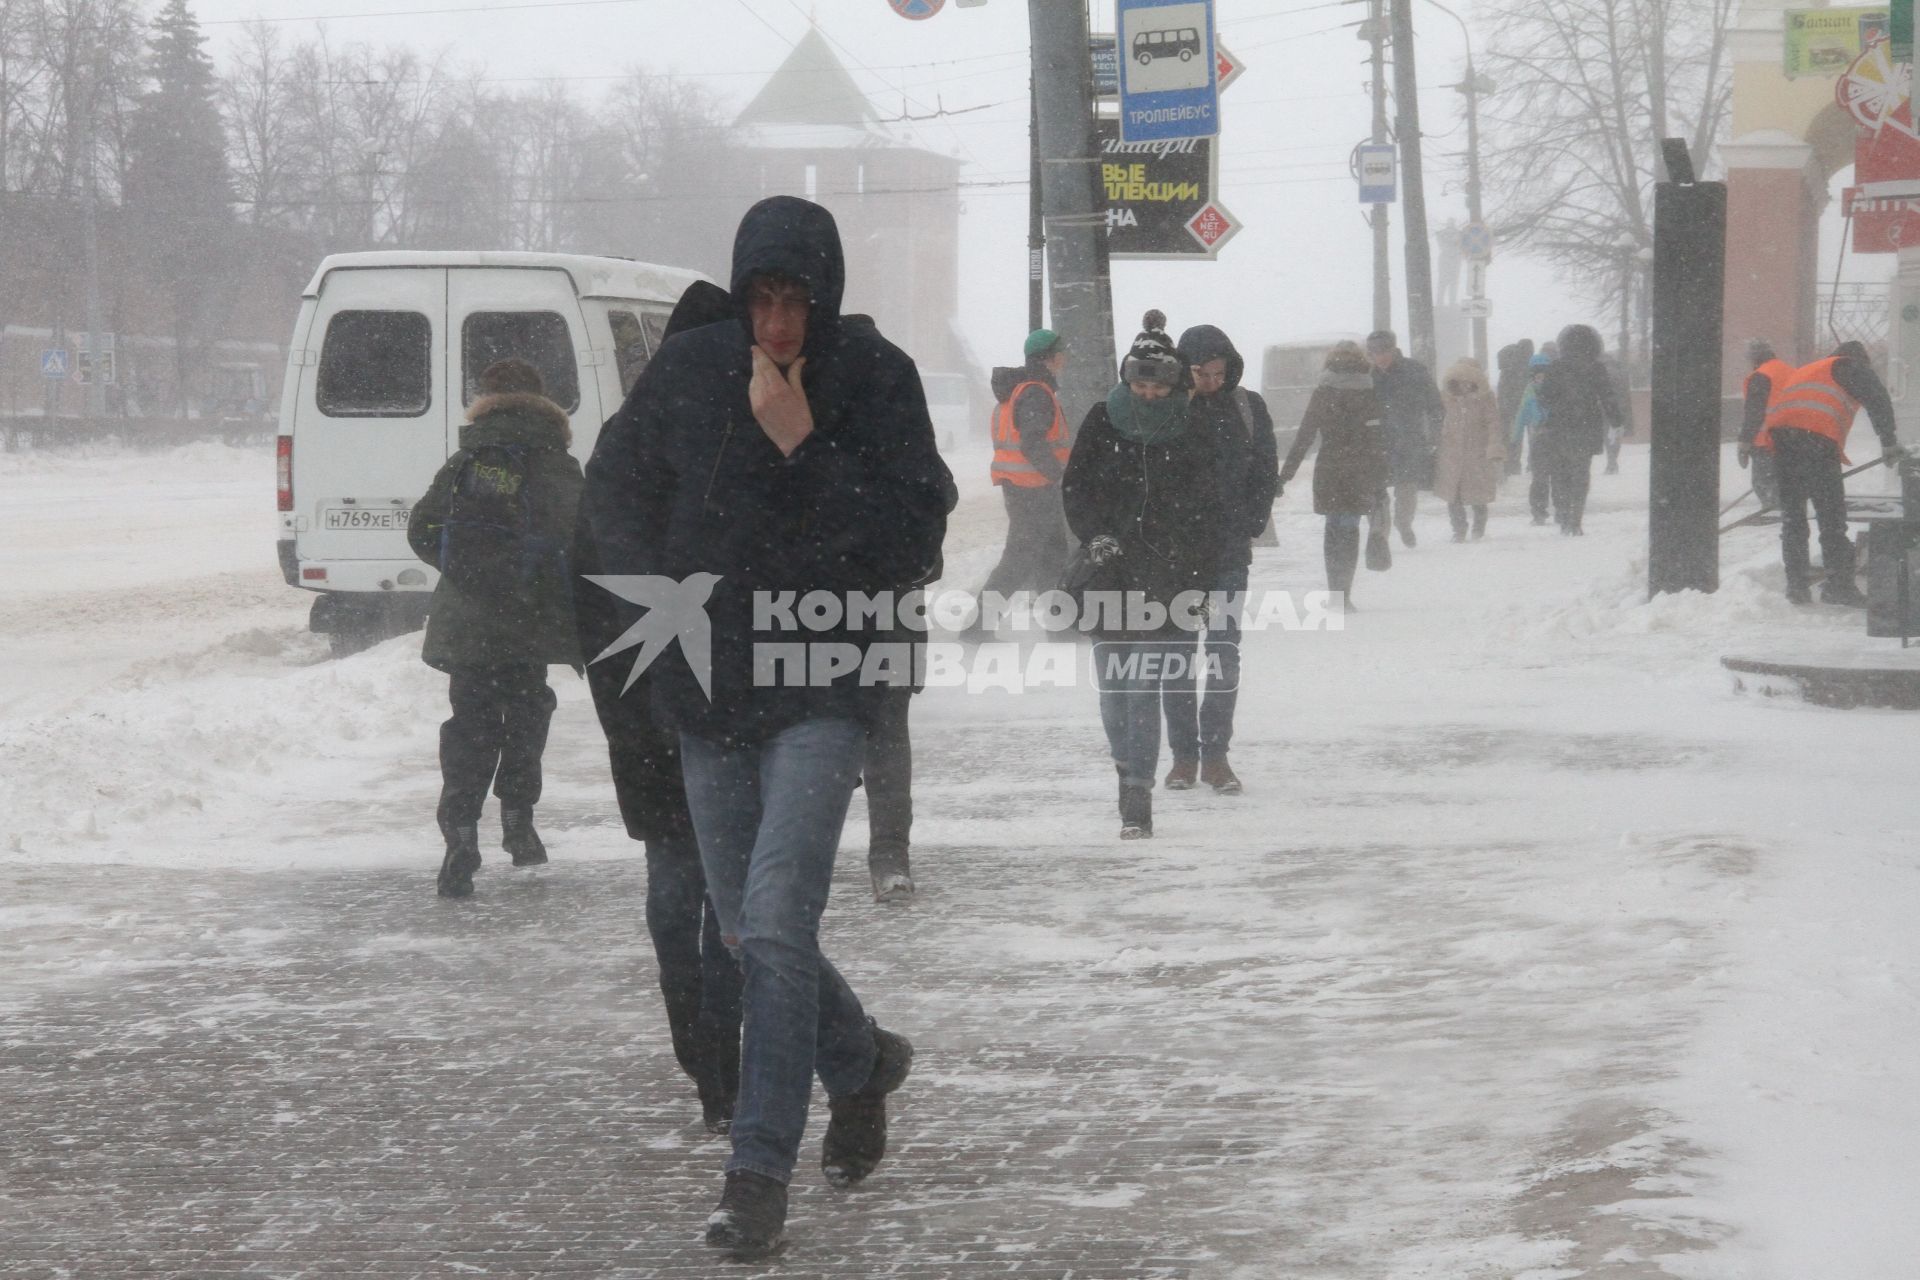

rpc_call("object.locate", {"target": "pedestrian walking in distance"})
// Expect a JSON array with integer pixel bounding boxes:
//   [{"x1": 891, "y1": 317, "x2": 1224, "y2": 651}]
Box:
[
  {"x1": 1736, "y1": 337, "x2": 1793, "y2": 513},
  {"x1": 1365, "y1": 329, "x2": 1445, "y2": 550},
  {"x1": 1517, "y1": 351, "x2": 1554, "y2": 524},
  {"x1": 579, "y1": 279, "x2": 744, "y2": 1136},
  {"x1": 1163, "y1": 323, "x2": 1278, "y2": 795},
  {"x1": 1064, "y1": 329, "x2": 1221, "y2": 839},
  {"x1": 965, "y1": 327, "x2": 1072, "y2": 641},
  {"x1": 1278, "y1": 340, "x2": 1388, "y2": 610},
  {"x1": 1754, "y1": 339, "x2": 1909, "y2": 604},
  {"x1": 407, "y1": 358, "x2": 581, "y2": 899},
  {"x1": 1433, "y1": 358, "x2": 1505, "y2": 542},
  {"x1": 1534, "y1": 324, "x2": 1622, "y2": 536},
  {"x1": 585, "y1": 196, "x2": 952, "y2": 1259},
  {"x1": 845, "y1": 314, "x2": 959, "y2": 903},
  {"x1": 1495, "y1": 339, "x2": 1534, "y2": 478}
]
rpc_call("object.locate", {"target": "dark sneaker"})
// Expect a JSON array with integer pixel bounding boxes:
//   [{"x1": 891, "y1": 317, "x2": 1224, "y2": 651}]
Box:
[
  {"x1": 436, "y1": 824, "x2": 480, "y2": 899},
  {"x1": 501, "y1": 807, "x2": 547, "y2": 867},
  {"x1": 822, "y1": 1025, "x2": 914, "y2": 1187},
  {"x1": 1786, "y1": 582, "x2": 1813, "y2": 605},
  {"x1": 1200, "y1": 759, "x2": 1242, "y2": 795},
  {"x1": 1118, "y1": 782, "x2": 1153, "y2": 839},
  {"x1": 705, "y1": 1170, "x2": 787, "y2": 1258},
  {"x1": 1164, "y1": 759, "x2": 1198, "y2": 790},
  {"x1": 1820, "y1": 578, "x2": 1868, "y2": 607}
]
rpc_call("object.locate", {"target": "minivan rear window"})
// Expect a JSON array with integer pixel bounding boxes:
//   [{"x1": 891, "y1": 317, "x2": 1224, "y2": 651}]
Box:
[
  {"x1": 608, "y1": 310, "x2": 649, "y2": 395},
  {"x1": 462, "y1": 311, "x2": 580, "y2": 412},
  {"x1": 316, "y1": 311, "x2": 432, "y2": 417}
]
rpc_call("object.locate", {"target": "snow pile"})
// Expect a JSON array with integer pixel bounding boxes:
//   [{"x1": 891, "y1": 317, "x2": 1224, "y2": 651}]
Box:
[{"x1": 0, "y1": 630, "x2": 441, "y2": 862}]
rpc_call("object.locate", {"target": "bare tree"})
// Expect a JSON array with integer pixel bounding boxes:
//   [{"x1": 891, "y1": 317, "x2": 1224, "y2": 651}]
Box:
[{"x1": 1479, "y1": 0, "x2": 1736, "y2": 360}]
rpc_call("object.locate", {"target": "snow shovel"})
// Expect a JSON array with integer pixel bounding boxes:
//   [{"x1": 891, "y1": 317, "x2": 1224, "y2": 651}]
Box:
[{"x1": 1718, "y1": 458, "x2": 1885, "y2": 535}]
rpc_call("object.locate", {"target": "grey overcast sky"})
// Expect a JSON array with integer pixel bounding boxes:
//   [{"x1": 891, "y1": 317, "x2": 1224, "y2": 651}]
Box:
[{"x1": 185, "y1": 0, "x2": 1884, "y2": 371}]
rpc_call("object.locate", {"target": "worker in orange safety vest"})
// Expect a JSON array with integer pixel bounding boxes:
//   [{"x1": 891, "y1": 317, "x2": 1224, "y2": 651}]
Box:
[
  {"x1": 1757, "y1": 340, "x2": 1910, "y2": 605},
  {"x1": 1735, "y1": 337, "x2": 1794, "y2": 510},
  {"x1": 962, "y1": 329, "x2": 1073, "y2": 640}
]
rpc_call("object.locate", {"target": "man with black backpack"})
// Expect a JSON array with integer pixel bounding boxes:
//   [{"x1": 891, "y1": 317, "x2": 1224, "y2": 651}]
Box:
[{"x1": 408, "y1": 358, "x2": 582, "y2": 899}]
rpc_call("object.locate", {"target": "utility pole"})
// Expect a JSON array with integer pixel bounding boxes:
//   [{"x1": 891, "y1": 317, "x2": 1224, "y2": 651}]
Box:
[
  {"x1": 1390, "y1": 0, "x2": 1436, "y2": 368},
  {"x1": 1027, "y1": 74, "x2": 1045, "y2": 332},
  {"x1": 1424, "y1": 0, "x2": 1490, "y2": 368},
  {"x1": 83, "y1": 44, "x2": 107, "y2": 421},
  {"x1": 1028, "y1": 0, "x2": 1115, "y2": 424},
  {"x1": 1366, "y1": 0, "x2": 1391, "y2": 333},
  {"x1": 1458, "y1": 60, "x2": 1488, "y2": 367}
]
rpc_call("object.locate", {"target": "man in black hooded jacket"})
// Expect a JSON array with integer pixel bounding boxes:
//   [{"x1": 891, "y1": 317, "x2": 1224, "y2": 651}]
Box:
[
  {"x1": 1165, "y1": 324, "x2": 1277, "y2": 794},
  {"x1": 585, "y1": 196, "x2": 952, "y2": 1258}
]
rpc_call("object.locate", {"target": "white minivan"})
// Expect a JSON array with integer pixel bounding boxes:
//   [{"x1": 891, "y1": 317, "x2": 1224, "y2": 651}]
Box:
[{"x1": 273, "y1": 251, "x2": 708, "y2": 655}]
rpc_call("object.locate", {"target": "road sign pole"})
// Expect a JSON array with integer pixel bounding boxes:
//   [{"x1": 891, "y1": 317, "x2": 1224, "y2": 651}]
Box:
[
  {"x1": 1028, "y1": 73, "x2": 1045, "y2": 332},
  {"x1": 1391, "y1": 0, "x2": 1437, "y2": 369},
  {"x1": 1029, "y1": 0, "x2": 1115, "y2": 427},
  {"x1": 1368, "y1": 0, "x2": 1392, "y2": 333}
]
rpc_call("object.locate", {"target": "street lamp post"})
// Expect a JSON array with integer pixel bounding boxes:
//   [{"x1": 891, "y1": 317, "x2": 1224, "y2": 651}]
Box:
[{"x1": 1423, "y1": 0, "x2": 1491, "y2": 367}]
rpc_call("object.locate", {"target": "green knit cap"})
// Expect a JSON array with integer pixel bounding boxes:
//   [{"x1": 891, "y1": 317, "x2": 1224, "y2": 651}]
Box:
[{"x1": 1023, "y1": 328, "x2": 1063, "y2": 359}]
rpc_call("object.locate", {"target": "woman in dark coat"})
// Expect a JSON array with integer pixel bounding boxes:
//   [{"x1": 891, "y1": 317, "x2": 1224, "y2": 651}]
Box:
[
  {"x1": 1534, "y1": 323, "x2": 1623, "y2": 535},
  {"x1": 1062, "y1": 331, "x2": 1219, "y2": 840},
  {"x1": 1278, "y1": 340, "x2": 1388, "y2": 606},
  {"x1": 574, "y1": 279, "x2": 743, "y2": 1135}
]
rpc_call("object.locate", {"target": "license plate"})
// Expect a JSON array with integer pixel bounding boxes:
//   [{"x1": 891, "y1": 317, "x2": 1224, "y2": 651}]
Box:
[{"x1": 323, "y1": 505, "x2": 410, "y2": 531}]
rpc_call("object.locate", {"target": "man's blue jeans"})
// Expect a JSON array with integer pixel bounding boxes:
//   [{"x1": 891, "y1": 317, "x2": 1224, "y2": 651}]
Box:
[
  {"x1": 678, "y1": 718, "x2": 879, "y2": 1184},
  {"x1": 1160, "y1": 565, "x2": 1247, "y2": 764}
]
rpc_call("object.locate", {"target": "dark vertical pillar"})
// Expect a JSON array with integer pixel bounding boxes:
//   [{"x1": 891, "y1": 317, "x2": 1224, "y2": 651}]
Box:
[
  {"x1": 1649, "y1": 142, "x2": 1727, "y2": 598},
  {"x1": 1028, "y1": 75, "x2": 1045, "y2": 332},
  {"x1": 1029, "y1": 0, "x2": 1116, "y2": 426}
]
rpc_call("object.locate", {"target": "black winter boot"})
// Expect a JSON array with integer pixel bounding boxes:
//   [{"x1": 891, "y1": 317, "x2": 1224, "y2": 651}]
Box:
[
  {"x1": 1118, "y1": 781, "x2": 1153, "y2": 839},
  {"x1": 1365, "y1": 530, "x2": 1393, "y2": 571},
  {"x1": 1821, "y1": 576, "x2": 1868, "y2": 607},
  {"x1": 705, "y1": 1170, "x2": 787, "y2": 1257},
  {"x1": 501, "y1": 807, "x2": 548, "y2": 867},
  {"x1": 822, "y1": 1024, "x2": 914, "y2": 1187},
  {"x1": 436, "y1": 823, "x2": 481, "y2": 898}
]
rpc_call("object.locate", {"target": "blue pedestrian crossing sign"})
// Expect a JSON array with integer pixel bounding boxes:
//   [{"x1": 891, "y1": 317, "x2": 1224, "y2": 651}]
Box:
[
  {"x1": 40, "y1": 349, "x2": 69, "y2": 380},
  {"x1": 887, "y1": 0, "x2": 944, "y2": 17}
]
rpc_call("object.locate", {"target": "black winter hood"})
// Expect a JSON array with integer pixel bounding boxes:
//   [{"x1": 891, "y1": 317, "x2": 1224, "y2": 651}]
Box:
[
  {"x1": 728, "y1": 195, "x2": 845, "y2": 354},
  {"x1": 1497, "y1": 340, "x2": 1535, "y2": 374},
  {"x1": 991, "y1": 363, "x2": 1056, "y2": 401},
  {"x1": 664, "y1": 279, "x2": 733, "y2": 342},
  {"x1": 1557, "y1": 324, "x2": 1604, "y2": 363},
  {"x1": 1175, "y1": 324, "x2": 1244, "y2": 391}
]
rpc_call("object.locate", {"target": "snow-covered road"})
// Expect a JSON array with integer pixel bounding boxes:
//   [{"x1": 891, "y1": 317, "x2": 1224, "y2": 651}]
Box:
[{"x1": 3, "y1": 440, "x2": 1917, "y2": 1277}]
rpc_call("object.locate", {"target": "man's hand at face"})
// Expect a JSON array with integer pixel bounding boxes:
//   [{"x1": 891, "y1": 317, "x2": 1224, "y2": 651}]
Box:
[{"x1": 750, "y1": 346, "x2": 813, "y2": 456}]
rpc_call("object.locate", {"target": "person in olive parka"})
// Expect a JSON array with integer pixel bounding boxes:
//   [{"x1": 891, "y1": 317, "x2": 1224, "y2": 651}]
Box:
[{"x1": 408, "y1": 357, "x2": 582, "y2": 899}]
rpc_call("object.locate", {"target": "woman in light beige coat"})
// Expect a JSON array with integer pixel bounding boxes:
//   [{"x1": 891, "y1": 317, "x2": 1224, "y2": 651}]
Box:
[{"x1": 1434, "y1": 358, "x2": 1506, "y2": 541}]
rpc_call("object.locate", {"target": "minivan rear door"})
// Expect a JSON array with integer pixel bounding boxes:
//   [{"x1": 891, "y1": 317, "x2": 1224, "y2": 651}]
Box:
[
  {"x1": 446, "y1": 268, "x2": 602, "y2": 463},
  {"x1": 294, "y1": 266, "x2": 448, "y2": 564}
]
